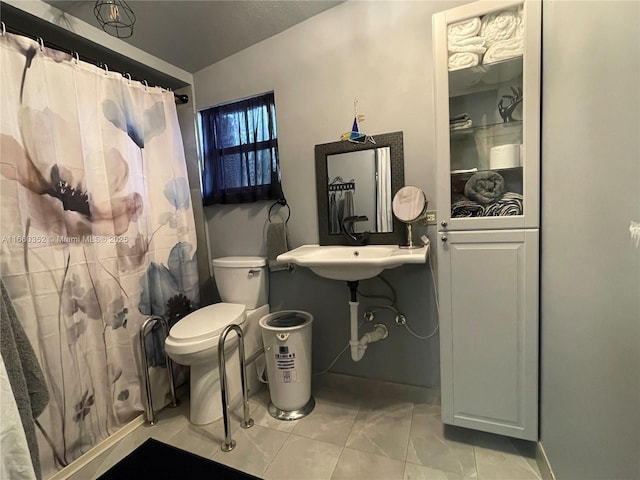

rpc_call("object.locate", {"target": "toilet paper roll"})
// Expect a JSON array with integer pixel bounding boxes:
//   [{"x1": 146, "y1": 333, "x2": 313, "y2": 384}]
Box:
[{"x1": 490, "y1": 144, "x2": 521, "y2": 169}]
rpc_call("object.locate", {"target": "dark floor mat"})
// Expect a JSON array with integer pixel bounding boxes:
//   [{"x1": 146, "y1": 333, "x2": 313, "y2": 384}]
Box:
[{"x1": 97, "y1": 437, "x2": 262, "y2": 480}]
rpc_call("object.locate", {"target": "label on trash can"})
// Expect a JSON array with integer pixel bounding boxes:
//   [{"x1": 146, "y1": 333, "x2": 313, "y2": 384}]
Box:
[{"x1": 275, "y1": 346, "x2": 297, "y2": 383}]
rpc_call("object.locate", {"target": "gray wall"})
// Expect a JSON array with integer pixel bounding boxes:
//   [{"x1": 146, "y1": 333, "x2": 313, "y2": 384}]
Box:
[
  {"x1": 540, "y1": 1, "x2": 640, "y2": 479},
  {"x1": 192, "y1": 0, "x2": 460, "y2": 387}
]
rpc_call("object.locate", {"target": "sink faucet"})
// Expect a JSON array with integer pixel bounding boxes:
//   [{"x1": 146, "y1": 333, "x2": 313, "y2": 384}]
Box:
[{"x1": 342, "y1": 216, "x2": 370, "y2": 246}]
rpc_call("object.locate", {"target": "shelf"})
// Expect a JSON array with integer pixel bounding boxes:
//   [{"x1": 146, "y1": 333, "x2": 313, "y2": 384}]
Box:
[
  {"x1": 449, "y1": 56, "x2": 523, "y2": 97},
  {"x1": 451, "y1": 166, "x2": 522, "y2": 176},
  {"x1": 450, "y1": 120, "x2": 522, "y2": 138}
]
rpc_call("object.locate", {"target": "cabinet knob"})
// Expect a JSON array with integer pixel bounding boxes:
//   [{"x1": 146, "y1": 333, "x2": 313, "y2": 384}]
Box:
[
  {"x1": 441, "y1": 235, "x2": 448, "y2": 242},
  {"x1": 441, "y1": 221, "x2": 448, "y2": 227}
]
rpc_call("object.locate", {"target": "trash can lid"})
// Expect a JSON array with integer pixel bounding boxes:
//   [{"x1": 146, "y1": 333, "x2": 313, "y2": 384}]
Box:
[{"x1": 260, "y1": 310, "x2": 313, "y2": 330}]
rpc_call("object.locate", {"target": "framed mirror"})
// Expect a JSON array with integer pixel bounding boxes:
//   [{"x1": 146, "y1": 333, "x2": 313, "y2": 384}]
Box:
[{"x1": 315, "y1": 131, "x2": 405, "y2": 245}]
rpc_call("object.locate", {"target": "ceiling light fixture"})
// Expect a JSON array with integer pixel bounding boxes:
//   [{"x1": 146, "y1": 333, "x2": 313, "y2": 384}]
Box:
[{"x1": 94, "y1": 0, "x2": 136, "y2": 39}]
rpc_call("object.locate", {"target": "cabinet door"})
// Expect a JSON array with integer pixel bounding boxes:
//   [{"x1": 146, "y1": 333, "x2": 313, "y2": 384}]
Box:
[
  {"x1": 433, "y1": 0, "x2": 541, "y2": 231},
  {"x1": 437, "y1": 229, "x2": 538, "y2": 440}
]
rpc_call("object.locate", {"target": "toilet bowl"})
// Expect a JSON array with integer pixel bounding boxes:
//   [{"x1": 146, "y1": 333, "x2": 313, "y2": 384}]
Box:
[{"x1": 164, "y1": 256, "x2": 269, "y2": 425}]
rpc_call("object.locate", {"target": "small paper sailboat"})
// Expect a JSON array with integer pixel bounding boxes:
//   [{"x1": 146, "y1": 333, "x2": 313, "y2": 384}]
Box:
[{"x1": 341, "y1": 100, "x2": 376, "y2": 144}]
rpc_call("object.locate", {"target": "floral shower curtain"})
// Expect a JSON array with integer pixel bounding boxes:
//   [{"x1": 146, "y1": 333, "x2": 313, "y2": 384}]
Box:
[{"x1": 0, "y1": 33, "x2": 199, "y2": 478}]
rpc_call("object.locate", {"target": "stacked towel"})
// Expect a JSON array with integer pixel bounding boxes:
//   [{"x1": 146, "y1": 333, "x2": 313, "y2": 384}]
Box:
[
  {"x1": 447, "y1": 17, "x2": 481, "y2": 39},
  {"x1": 450, "y1": 112, "x2": 472, "y2": 130},
  {"x1": 448, "y1": 52, "x2": 481, "y2": 71},
  {"x1": 484, "y1": 36, "x2": 524, "y2": 64},
  {"x1": 448, "y1": 36, "x2": 486, "y2": 54},
  {"x1": 480, "y1": 7, "x2": 524, "y2": 64},
  {"x1": 447, "y1": 17, "x2": 484, "y2": 71}
]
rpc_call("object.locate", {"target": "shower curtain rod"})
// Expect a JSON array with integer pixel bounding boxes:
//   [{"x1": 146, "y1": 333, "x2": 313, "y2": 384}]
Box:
[{"x1": 2, "y1": 22, "x2": 189, "y2": 104}]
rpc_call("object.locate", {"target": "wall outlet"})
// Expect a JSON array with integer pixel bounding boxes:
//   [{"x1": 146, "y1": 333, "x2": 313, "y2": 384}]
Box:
[{"x1": 424, "y1": 210, "x2": 437, "y2": 225}]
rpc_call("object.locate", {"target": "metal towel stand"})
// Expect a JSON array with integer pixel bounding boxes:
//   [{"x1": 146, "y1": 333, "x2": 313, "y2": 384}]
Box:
[
  {"x1": 218, "y1": 324, "x2": 254, "y2": 452},
  {"x1": 139, "y1": 315, "x2": 179, "y2": 426}
]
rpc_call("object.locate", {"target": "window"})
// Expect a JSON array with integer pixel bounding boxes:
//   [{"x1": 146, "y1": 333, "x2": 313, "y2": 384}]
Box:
[{"x1": 199, "y1": 91, "x2": 283, "y2": 205}]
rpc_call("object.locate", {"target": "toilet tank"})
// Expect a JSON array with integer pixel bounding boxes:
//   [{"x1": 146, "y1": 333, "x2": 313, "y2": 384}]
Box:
[{"x1": 211, "y1": 256, "x2": 268, "y2": 309}]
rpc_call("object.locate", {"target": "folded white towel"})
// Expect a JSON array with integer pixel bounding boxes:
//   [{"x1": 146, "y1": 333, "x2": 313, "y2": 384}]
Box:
[
  {"x1": 448, "y1": 36, "x2": 486, "y2": 54},
  {"x1": 450, "y1": 119, "x2": 473, "y2": 130},
  {"x1": 483, "y1": 37, "x2": 524, "y2": 64},
  {"x1": 447, "y1": 17, "x2": 481, "y2": 39},
  {"x1": 449, "y1": 52, "x2": 480, "y2": 71},
  {"x1": 480, "y1": 9, "x2": 519, "y2": 47}
]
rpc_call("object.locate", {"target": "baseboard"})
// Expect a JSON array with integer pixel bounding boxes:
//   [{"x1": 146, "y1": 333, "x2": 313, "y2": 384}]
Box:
[
  {"x1": 536, "y1": 442, "x2": 556, "y2": 480},
  {"x1": 48, "y1": 413, "x2": 146, "y2": 480}
]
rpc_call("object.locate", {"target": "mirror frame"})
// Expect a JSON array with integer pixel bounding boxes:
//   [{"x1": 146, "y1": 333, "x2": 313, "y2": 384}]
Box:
[{"x1": 315, "y1": 131, "x2": 405, "y2": 246}]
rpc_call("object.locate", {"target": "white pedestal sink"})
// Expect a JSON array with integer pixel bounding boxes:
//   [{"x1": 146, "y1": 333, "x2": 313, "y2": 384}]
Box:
[{"x1": 276, "y1": 244, "x2": 429, "y2": 282}]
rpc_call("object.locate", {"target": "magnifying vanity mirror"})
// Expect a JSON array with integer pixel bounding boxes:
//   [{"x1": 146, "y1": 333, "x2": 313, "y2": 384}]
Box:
[
  {"x1": 392, "y1": 185, "x2": 428, "y2": 248},
  {"x1": 315, "y1": 131, "x2": 405, "y2": 246}
]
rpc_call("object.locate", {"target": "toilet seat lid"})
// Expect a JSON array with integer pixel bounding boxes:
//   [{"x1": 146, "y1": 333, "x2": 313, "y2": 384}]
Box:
[{"x1": 169, "y1": 303, "x2": 246, "y2": 342}]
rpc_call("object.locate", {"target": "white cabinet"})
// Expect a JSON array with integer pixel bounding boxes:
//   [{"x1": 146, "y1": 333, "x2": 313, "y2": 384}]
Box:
[
  {"x1": 437, "y1": 230, "x2": 538, "y2": 440},
  {"x1": 433, "y1": 0, "x2": 540, "y2": 441}
]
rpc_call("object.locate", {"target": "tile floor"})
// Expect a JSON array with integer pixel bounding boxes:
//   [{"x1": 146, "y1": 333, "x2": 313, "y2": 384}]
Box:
[{"x1": 67, "y1": 373, "x2": 543, "y2": 480}]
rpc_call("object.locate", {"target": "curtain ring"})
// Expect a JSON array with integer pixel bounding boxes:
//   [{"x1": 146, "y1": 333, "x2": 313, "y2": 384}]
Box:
[
  {"x1": 142, "y1": 80, "x2": 149, "y2": 90},
  {"x1": 124, "y1": 72, "x2": 131, "y2": 84},
  {"x1": 1, "y1": 22, "x2": 6, "y2": 36},
  {"x1": 72, "y1": 51, "x2": 79, "y2": 65},
  {"x1": 37, "y1": 36, "x2": 44, "y2": 51},
  {"x1": 102, "y1": 63, "x2": 109, "y2": 75}
]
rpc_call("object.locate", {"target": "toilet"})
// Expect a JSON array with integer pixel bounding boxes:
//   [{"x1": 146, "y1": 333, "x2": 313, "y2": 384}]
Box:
[{"x1": 165, "y1": 256, "x2": 269, "y2": 425}]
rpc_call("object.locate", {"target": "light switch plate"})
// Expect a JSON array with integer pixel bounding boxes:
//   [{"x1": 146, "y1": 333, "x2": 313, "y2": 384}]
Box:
[{"x1": 424, "y1": 210, "x2": 436, "y2": 225}]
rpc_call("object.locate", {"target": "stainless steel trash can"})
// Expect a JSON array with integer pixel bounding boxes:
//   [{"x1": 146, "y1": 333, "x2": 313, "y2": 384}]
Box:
[{"x1": 259, "y1": 310, "x2": 315, "y2": 420}]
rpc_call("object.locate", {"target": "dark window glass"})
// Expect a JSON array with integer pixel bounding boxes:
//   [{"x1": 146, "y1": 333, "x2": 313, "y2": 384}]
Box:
[{"x1": 199, "y1": 92, "x2": 283, "y2": 205}]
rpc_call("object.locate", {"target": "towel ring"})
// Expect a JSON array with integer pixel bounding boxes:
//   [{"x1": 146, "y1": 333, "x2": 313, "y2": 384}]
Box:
[{"x1": 268, "y1": 200, "x2": 290, "y2": 223}]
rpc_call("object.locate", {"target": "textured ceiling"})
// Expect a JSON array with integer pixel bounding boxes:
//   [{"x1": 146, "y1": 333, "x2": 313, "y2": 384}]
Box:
[{"x1": 41, "y1": 1, "x2": 343, "y2": 73}]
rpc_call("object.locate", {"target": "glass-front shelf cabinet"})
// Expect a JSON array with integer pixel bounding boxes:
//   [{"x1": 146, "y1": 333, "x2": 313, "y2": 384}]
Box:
[
  {"x1": 433, "y1": 0, "x2": 541, "y2": 442},
  {"x1": 434, "y1": 0, "x2": 540, "y2": 231}
]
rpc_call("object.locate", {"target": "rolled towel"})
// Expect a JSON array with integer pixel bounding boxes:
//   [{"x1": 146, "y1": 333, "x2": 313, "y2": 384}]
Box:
[
  {"x1": 515, "y1": 5, "x2": 525, "y2": 38},
  {"x1": 448, "y1": 36, "x2": 487, "y2": 54},
  {"x1": 447, "y1": 17, "x2": 481, "y2": 39},
  {"x1": 483, "y1": 37, "x2": 524, "y2": 64},
  {"x1": 451, "y1": 199, "x2": 484, "y2": 218},
  {"x1": 480, "y1": 9, "x2": 519, "y2": 47},
  {"x1": 464, "y1": 171, "x2": 505, "y2": 204},
  {"x1": 448, "y1": 52, "x2": 480, "y2": 71}
]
